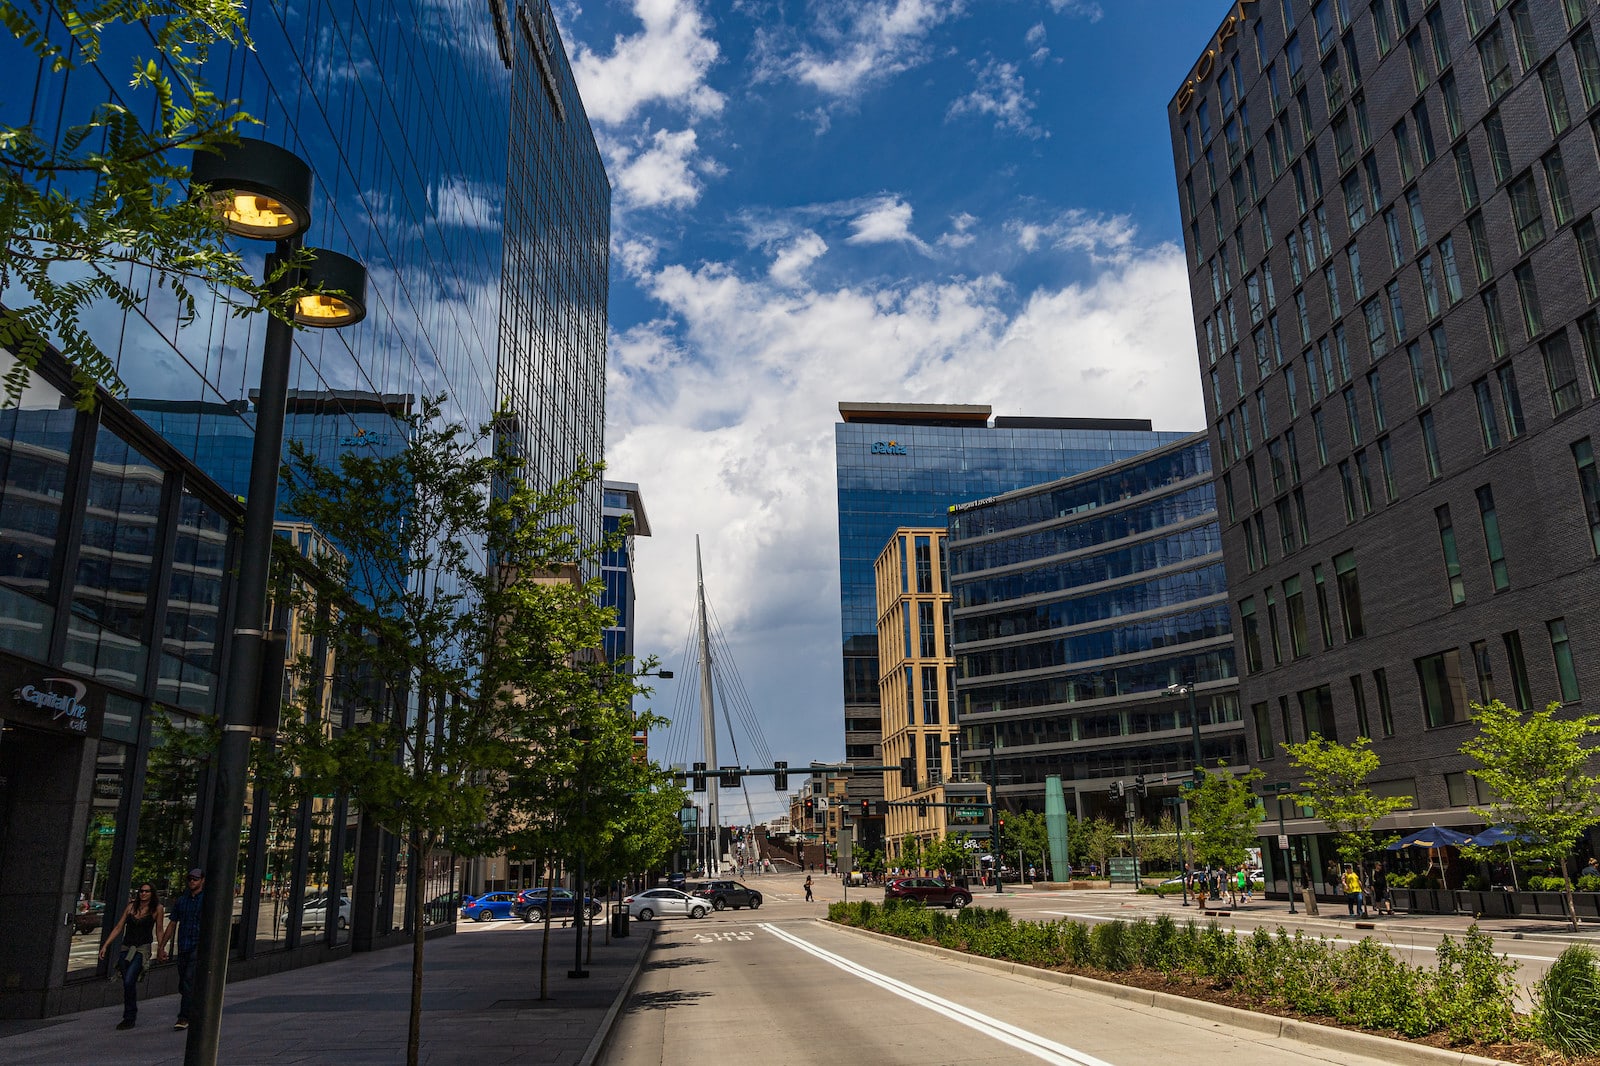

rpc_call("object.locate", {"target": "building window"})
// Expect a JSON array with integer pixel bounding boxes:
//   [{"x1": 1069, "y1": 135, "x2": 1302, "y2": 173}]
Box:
[
  {"x1": 1377, "y1": 436, "x2": 1398, "y2": 502},
  {"x1": 1240, "y1": 596, "x2": 1262, "y2": 674},
  {"x1": 1334, "y1": 549, "x2": 1365, "y2": 639},
  {"x1": 1576, "y1": 219, "x2": 1600, "y2": 301},
  {"x1": 1299, "y1": 683, "x2": 1337, "y2": 740},
  {"x1": 1373, "y1": 666, "x2": 1396, "y2": 736},
  {"x1": 1351, "y1": 675, "x2": 1371, "y2": 738},
  {"x1": 1482, "y1": 287, "x2": 1509, "y2": 360},
  {"x1": 1383, "y1": 208, "x2": 1405, "y2": 267},
  {"x1": 1454, "y1": 143, "x2": 1480, "y2": 210},
  {"x1": 1513, "y1": 263, "x2": 1543, "y2": 338},
  {"x1": 1580, "y1": 314, "x2": 1600, "y2": 397},
  {"x1": 922, "y1": 665, "x2": 940, "y2": 723},
  {"x1": 1467, "y1": 212, "x2": 1493, "y2": 283},
  {"x1": 1416, "y1": 648, "x2": 1469, "y2": 728},
  {"x1": 1431, "y1": 324, "x2": 1453, "y2": 392},
  {"x1": 1313, "y1": 563, "x2": 1335, "y2": 649},
  {"x1": 1498, "y1": 365, "x2": 1526, "y2": 438},
  {"x1": 1284, "y1": 575, "x2": 1309, "y2": 658},
  {"x1": 1419, "y1": 410, "x2": 1442, "y2": 480},
  {"x1": 1445, "y1": 771, "x2": 1477, "y2": 807},
  {"x1": 1251, "y1": 701, "x2": 1274, "y2": 761},
  {"x1": 1436, "y1": 504, "x2": 1467, "y2": 606},
  {"x1": 1576, "y1": 27, "x2": 1600, "y2": 108},
  {"x1": 1509, "y1": 0, "x2": 1538, "y2": 69},
  {"x1": 1540, "y1": 61, "x2": 1571, "y2": 136},
  {"x1": 1548, "y1": 618, "x2": 1581, "y2": 703},
  {"x1": 1542, "y1": 333, "x2": 1582, "y2": 417},
  {"x1": 1479, "y1": 23, "x2": 1514, "y2": 102},
  {"x1": 1437, "y1": 236, "x2": 1463, "y2": 306},
  {"x1": 1477, "y1": 484, "x2": 1510, "y2": 592},
  {"x1": 1472, "y1": 639, "x2": 1496, "y2": 704},
  {"x1": 919, "y1": 601, "x2": 937, "y2": 657},
  {"x1": 1475, "y1": 378, "x2": 1503, "y2": 451},
  {"x1": 1545, "y1": 150, "x2": 1574, "y2": 230},
  {"x1": 1484, "y1": 110, "x2": 1512, "y2": 184},
  {"x1": 1266, "y1": 588, "x2": 1284, "y2": 666},
  {"x1": 1408, "y1": 343, "x2": 1429, "y2": 405},
  {"x1": 1509, "y1": 173, "x2": 1546, "y2": 252},
  {"x1": 1504, "y1": 629, "x2": 1534, "y2": 710},
  {"x1": 1573, "y1": 437, "x2": 1600, "y2": 555},
  {"x1": 1339, "y1": 460, "x2": 1358, "y2": 522},
  {"x1": 1418, "y1": 252, "x2": 1440, "y2": 318}
]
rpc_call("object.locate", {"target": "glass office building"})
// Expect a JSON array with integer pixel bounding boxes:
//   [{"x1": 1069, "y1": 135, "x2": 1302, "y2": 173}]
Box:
[
  {"x1": 946, "y1": 432, "x2": 1244, "y2": 819},
  {"x1": 0, "y1": 1, "x2": 607, "y2": 1017},
  {"x1": 835, "y1": 403, "x2": 1186, "y2": 846}
]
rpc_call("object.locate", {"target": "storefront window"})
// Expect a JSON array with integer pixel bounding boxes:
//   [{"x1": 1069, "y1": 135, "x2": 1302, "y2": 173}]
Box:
[
  {"x1": 68, "y1": 739, "x2": 128, "y2": 978},
  {"x1": 0, "y1": 350, "x2": 76, "y2": 659},
  {"x1": 132, "y1": 711, "x2": 209, "y2": 899},
  {"x1": 157, "y1": 491, "x2": 229, "y2": 713},
  {"x1": 64, "y1": 426, "x2": 164, "y2": 688}
]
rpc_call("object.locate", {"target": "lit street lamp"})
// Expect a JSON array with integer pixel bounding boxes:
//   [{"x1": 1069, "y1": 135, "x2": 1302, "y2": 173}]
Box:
[{"x1": 186, "y1": 138, "x2": 367, "y2": 1066}]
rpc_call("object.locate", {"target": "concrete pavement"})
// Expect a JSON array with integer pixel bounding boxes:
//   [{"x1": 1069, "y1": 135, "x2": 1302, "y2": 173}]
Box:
[{"x1": 0, "y1": 914, "x2": 652, "y2": 1065}]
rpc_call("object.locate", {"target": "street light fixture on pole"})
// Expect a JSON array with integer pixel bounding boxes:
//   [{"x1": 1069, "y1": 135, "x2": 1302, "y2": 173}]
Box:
[
  {"x1": 1166, "y1": 681, "x2": 1203, "y2": 908},
  {"x1": 186, "y1": 138, "x2": 368, "y2": 1066}
]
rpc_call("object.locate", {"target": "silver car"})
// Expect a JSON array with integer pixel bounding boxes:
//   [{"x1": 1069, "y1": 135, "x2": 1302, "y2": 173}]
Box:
[{"x1": 621, "y1": 888, "x2": 708, "y2": 920}]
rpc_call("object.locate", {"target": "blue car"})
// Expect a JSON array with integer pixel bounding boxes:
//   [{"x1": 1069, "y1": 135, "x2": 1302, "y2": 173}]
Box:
[
  {"x1": 460, "y1": 891, "x2": 520, "y2": 922},
  {"x1": 513, "y1": 887, "x2": 601, "y2": 923}
]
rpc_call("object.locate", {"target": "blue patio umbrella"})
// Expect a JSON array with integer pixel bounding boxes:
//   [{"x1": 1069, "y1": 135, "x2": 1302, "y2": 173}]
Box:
[
  {"x1": 1466, "y1": 825, "x2": 1529, "y2": 890},
  {"x1": 1388, "y1": 825, "x2": 1474, "y2": 849}
]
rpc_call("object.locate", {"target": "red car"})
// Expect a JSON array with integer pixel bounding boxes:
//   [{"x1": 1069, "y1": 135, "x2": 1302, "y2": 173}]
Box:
[{"x1": 884, "y1": 877, "x2": 972, "y2": 908}]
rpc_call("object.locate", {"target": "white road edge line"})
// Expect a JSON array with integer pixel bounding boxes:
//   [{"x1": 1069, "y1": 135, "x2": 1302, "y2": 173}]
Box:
[{"x1": 758, "y1": 923, "x2": 1115, "y2": 1066}]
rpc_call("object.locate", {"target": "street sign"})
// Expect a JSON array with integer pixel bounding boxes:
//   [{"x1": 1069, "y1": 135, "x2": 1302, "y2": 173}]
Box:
[
  {"x1": 1277, "y1": 834, "x2": 1290, "y2": 849},
  {"x1": 954, "y1": 807, "x2": 986, "y2": 818},
  {"x1": 815, "y1": 797, "x2": 829, "y2": 811},
  {"x1": 1107, "y1": 857, "x2": 1138, "y2": 884}
]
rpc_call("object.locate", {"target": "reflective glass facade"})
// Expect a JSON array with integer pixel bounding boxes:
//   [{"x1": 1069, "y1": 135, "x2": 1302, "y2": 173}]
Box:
[
  {"x1": 835, "y1": 405, "x2": 1183, "y2": 839},
  {"x1": 0, "y1": 1, "x2": 607, "y2": 1015},
  {"x1": 947, "y1": 433, "x2": 1244, "y2": 818}
]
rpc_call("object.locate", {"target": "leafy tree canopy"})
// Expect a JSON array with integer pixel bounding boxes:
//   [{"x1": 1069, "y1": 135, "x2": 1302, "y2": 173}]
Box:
[{"x1": 1284, "y1": 734, "x2": 1411, "y2": 865}]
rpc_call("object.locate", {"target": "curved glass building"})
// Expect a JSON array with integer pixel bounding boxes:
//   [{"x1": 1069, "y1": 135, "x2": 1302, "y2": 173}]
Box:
[{"x1": 947, "y1": 432, "x2": 1245, "y2": 819}]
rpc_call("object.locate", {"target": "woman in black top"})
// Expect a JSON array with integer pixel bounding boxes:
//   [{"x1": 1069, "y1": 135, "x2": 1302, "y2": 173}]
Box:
[{"x1": 101, "y1": 883, "x2": 165, "y2": 1029}]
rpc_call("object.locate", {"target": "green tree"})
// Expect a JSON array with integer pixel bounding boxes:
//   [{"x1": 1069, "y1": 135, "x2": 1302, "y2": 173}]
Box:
[
  {"x1": 278, "y1": 400, "x2": 645, "y2": 1064},
  {"x1": 897, "y1": 835, "x2": 924, "y2": 874},
  {"x1": 1188, "y1": 764, "x2": 1264, "y2": 869},
  {"x1": 923, "y1": 835, "x2": 974, "y2": 879},
  {"x1": 1284, "y1": 735, "x2": 1411, "y2": 870},
  {"x1": 1004, "y1": 809, "x2": 1050, "y2": 875},
  {"x1": 1076, "y1": 817, "x2": 1120, "y2": 875},
  {"x1": 1, "y1": 2, "x2": 313, "y2": 405},
  {"x1": 1139, "y1": 812, "x2": 1183, "y2": 870},
  {"x1": 1461, "y1": 700, "x2": 1600, "y2": 931}
]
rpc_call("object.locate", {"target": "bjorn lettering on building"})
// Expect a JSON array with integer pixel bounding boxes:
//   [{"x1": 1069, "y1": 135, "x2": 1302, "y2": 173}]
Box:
[{"x1": 1176, "y1": 0, "x2": 1257, "y2": 113}]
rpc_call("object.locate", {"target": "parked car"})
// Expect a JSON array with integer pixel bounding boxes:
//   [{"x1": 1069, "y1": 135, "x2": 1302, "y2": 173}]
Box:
[
  {"x1": 460, "y1": 891, "x2": 521, "y2": 922},
  {"x1": 884, "y1": 877, "x2": 972, "y2": 909},
  {"x1": 301, "y1": 895, "x2": 352, "y2": 930},
  {"x1": 513, "y1": 887, "x2": 602, "y2": 923},
  {"x1": 666, "y1": 872, "x2": 687, "y2": 889},
  {"x1": 423, "y1": 890, "x2": 463, "y2": 924},
  {"x1": 621, "y1": 888, "x2": 709, "y2": 921},
  {"x1": 72, "y1": 900, "x2": 105, "y2": 935},
  {"x1": 691, "y1": 879, "x2": 763, "y2": 911}
]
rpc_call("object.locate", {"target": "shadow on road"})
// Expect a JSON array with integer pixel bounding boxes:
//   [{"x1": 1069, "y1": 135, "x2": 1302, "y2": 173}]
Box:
[
  {"x1": 625, "y1": 989, "x2": 713, "y2": 1011},
  {"x1": 643, "y1": 956, "x2": 714, "y2": 971}
]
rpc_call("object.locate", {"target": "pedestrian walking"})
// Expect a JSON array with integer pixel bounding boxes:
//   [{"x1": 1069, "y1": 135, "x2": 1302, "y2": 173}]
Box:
[
  {"x1": 101, "y1": 883, "x2": 164, "y2": 1029},
  {"x1": 1371, "y1": 861, "x2": 1391, "y2": 915},
  {"x1": 159, "y1": 867, "x2": 205, "y2": 1031},
  {"x1": 1342, "y1": 865, "x2": 1365, "y2": 917},
  {"x1": 804, "y1": 875, "x2": 814, "y2": 902},
  {"x1": 1236, "y1": 867, "x2": 1251, "y2": 904}
]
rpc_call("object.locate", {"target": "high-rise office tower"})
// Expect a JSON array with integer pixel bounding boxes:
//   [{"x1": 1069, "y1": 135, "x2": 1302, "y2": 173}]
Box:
[
  {"x1": 1169, "y1": 0, "x2": 1600, "y2": 876},
  {"x1": 835, "y1": 403, "x2": 1184, "y2": 847}
]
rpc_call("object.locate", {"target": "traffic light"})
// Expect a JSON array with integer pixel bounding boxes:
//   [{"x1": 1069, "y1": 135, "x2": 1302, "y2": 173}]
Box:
[
  {"x1": 900, "y1": 756, "x2": 915, "y2": 788},
  {"x1": 1109, "y1": 781, "x2": 1123, "y2": 800},
  {"x1": 860, "y1": 798, "x2": 870, "y2": 818},
  {"x1": 1135, "y1": 774, "x2": 1147, "y2": 797},
  {"x1": 804, "y1": 797, "x2": 814, "y2": 818},
  {"x1": 916, "y1": 798, "x2": 928, "y2": 817},
  {"x1": 692, "y1": 762, "x2": 707, "y2": 792},
  {"x1": 774, "y1": 761, "x2": 788, "y2": 791},
  {"x1": 719, "y1": 765, "x2": 741, "y2": 787},
  {"x1": 997, "y1": 813, "x2": 1006, "y2": 833}
]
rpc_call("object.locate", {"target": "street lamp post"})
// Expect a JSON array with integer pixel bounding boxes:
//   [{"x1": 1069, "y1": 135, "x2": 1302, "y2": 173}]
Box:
[
  {"x1": 988, "y1": 724, "x2": 1002, "y2": 894},
  {"x1": 1167, "y1": 681, "x2": 1203, "y2": 908},
  {"x1": 186, "y1": 139, "x2": 367, "y2": 1066}
]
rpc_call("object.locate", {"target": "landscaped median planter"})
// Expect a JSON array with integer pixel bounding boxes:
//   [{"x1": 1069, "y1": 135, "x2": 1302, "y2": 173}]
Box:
[{"x1": 825, "y1": 899, "x2": 1600, "y2": 1066}]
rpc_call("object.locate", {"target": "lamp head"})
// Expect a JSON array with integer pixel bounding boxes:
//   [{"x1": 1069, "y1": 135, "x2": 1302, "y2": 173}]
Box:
[
  {"x1": 296, "y1": 249, "x2": 368, "y2": 328},
  {"x1": 191, "y1": 138, "x2": 313, "y2": 240}
]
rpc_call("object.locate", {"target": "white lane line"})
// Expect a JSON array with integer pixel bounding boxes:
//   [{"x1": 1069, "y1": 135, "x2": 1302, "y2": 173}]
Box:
[
  {"x1": 1036, "y1": 912, "x2": 1556, "y2": 963},
  {"x1": 758, "y1": 923, "x2": 1114, "y2": 1066}
]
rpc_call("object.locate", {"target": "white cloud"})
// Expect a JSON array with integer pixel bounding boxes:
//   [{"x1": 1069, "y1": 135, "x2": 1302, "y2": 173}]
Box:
[
  {"x1": 607, "y1": 237, "x2": 1204, "y2": 768},
  {"x1": 609, "y1": 127, "x2": 718, "y2": 209},
  {"x1": 568, "y1": 0, "x2": 724, "y2": 125},
  {"x1": 1050, "y1": 0, "x2": 1103, "y2": 20},
  {"x1": 770, "y1": 0, "x2": 965, "y2": 97},
  {"x1": 429, "y1": 177, "x2": 501, "y2": 230},
  {"x1": 768, "y1": 231, "x2": 829, "y2": 286},
  {"x1": 1008, "y1": 209, "x2": 1139, "y2": 263},
  {"x1": 936, "y1": 211, "x2": 978, "y2": 249},
  {"x1": 845, "y1": 196, "x2": 929, "y2": 251},
  {"x1": 947, "y1": 59, "x2": 1046, "y2": 139},
  {"x1": 1025, "y1": 21, "x2": 1050, "y2": 63}
]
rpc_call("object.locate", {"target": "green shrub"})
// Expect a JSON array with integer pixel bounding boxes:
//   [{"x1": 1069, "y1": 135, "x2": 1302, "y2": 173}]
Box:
[
  {"x1": 1578, "y1": 874, "x2": 1600, "y2": 893},
  {"x1": 1426, "y1": 927, "x2": 1521, "y2": 1045},
  {"x1": 1387, "y1": 871, "x2": 1416, "y2": 889},
  {"x1": 1061, "y1": 920, "x2": 1092, "y2": 966},
  {"x1": 1335, "y1": 938, "x2": 1429, "y2": 1035},
  {"x1": 1460, "y1": 873, "x2": 1487, "y2": 891},
  {"x1": 1534, "y1": 945, "x2": 1600, "y2": 1055},
  {"x1": 1090, "y1": 919, "x2": 1133, "y2": 971},
  {"x1": 1528, "y1": 875, "x2": 1568, "y2": 893}
]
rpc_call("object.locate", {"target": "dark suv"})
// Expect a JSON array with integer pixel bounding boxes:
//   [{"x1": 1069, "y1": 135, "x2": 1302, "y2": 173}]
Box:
[
  {"x1": 692, "y1": 879, "x2": 763, "y2": 910},
  {"x1": 514, "y1": 887, "x2": 602, "y2": 923},
  {"x1": 884, "y1": 877, "x2": 972, "y2": 909}
]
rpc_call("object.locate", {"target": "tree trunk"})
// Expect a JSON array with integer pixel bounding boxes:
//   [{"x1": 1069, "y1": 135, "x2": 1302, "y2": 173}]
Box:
[
  {"x1": 1561, "y1": 857, "x2": 1579, "y2": 932},
  {"x1": 407, "y1": 831, "x2": 427, "y2": 1066},
  {"x1": 538, "y1": 861, "x2": 552, "y2": 1000}
]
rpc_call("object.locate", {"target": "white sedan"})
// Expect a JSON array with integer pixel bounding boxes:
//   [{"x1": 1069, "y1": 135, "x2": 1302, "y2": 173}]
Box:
[{"x1": 622, "y1": 888, "x2": 709, "y2": 920}]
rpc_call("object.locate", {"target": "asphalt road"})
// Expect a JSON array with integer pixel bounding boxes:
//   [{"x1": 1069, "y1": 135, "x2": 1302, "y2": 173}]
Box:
[{"x1": 566, "y1": 873, "x2": 1456, "y2": 1066}]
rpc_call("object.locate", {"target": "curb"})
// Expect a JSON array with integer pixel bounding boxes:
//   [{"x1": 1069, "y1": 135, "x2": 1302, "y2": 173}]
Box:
[
  {"x1": 576, "y1": 928, "x2": 657, "y2": 1066},
  {"x1": 825, "y1": 921, "x2": 1515, "y2": 1066}
]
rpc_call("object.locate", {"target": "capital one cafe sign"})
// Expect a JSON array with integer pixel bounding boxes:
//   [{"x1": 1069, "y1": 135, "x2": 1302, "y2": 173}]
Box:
[{"x1": 3, "y1": 662, "x2": 104, "y2": 739}]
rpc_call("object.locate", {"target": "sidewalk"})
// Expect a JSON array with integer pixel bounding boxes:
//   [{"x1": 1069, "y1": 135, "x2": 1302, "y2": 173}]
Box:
[{"x1": 0, "y1": 920, "x2": 651, "y2": 1065}]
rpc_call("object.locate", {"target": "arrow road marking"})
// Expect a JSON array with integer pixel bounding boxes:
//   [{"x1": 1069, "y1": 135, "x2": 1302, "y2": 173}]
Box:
[{"x1": 758, "y1": 923, "x2": 1115, "y2": 1066}]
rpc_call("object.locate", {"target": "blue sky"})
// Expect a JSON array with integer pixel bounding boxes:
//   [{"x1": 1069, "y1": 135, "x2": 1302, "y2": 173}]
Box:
[{"x1": 560, "y1": 0, "x2": 1232, "y2": 822}]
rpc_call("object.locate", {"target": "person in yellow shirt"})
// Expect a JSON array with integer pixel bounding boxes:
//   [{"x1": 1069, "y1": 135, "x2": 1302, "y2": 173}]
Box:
[{"x1": 1342, "y1": 865, "x2": 1366, "y2": 917}]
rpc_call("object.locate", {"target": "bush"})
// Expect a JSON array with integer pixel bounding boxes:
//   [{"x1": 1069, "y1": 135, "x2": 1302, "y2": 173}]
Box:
[
  {"x1": 1426, "y1": 927, "x2": 1521, "y2": 1045},
  {"x1": 1460, "y1": 873, "x2": 1487, "y2": 891},
  {"x1": 1388, "y1": 871, "x2": 1416, "y2": 888},
  {"x1": 1527, "y1": 875, "x2": 1569, "y2": 893},
  {"x1": 1579, "y1": 874, "x2": 1600, "y2": 893},
  {"x1": 1534, "y1": 945, "x2": 1600, "y2": 1055}
]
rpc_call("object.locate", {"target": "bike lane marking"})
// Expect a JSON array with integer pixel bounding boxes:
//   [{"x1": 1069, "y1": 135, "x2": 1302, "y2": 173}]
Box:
[{"x1": 757, "y1": 922, "x2": 1115, "y2": 1066}]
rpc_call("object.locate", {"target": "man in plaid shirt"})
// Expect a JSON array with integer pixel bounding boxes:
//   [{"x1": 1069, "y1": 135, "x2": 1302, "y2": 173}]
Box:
[{"x1": 158, "y1": 868, "x2": 204, "y2": 1030}]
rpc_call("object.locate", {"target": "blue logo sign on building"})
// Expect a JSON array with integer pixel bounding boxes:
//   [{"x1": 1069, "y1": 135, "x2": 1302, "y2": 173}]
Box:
[{"x1": 871, "y1": 440, "x2": 907, "y2": 455}]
